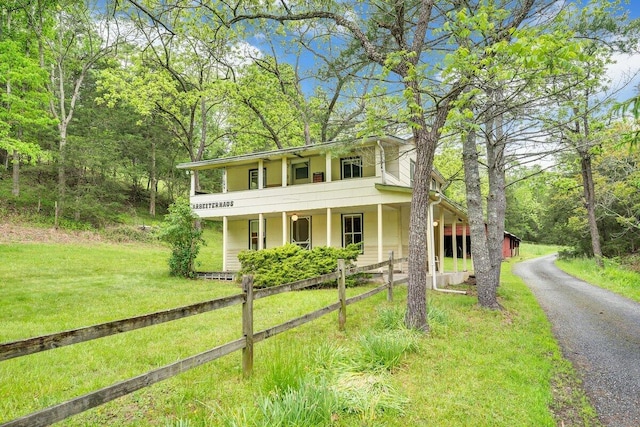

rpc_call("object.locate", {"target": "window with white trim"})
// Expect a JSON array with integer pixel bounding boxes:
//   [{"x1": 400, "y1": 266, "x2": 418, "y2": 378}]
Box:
[
  {"x1": 249, "y1": 219, "x2": 266, "y2": 250},
  {"x1": 341, "y1": 156, "x2": 362, "y2": 179},
  {"x1": 342, "y1": 214, "x2": 363, "y2": 252},
  {"x1": 249, "y1": 168, "x2": 266, "y2": 189},
  {"x1": 291, "y1": 161, "x2": 309, "y2": 185}
]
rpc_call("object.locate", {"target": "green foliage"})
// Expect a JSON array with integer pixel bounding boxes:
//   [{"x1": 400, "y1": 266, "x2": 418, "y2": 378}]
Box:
[
  {"x1": 255, "y1": 380, "x2": 338, "y2": 427},
  {"x1": 0, "y1": 37, "x2": 53, "y2": 162},
  {"x1": 157, "y1": 198, "x2": 204, "y2": 278},
  {"x1": 100, "y1": 225, "x2": 157, "y2": 243},
  {"x1": 236, "y1": 243, "x2": 361, "y2": 288},
  {"x1": 221, "y1": 309, "x2": 414, "y2": 427},
  {"x1": 332, "y1": 371, "x2": 408, "y2": 419},
  {"x1": 226, "y1": 56, "x2": 318, "y2": 153},
  {"x1": 536, "y1": 135, "x2": 640, "y2": 258},
  {"x1": 556, "y1": 256, "x2": 640, "y2": 303},
  {"x1": 356, "y1": 330, "x2": 420, "y2": 372},
  {"x1": 504, "y1": 165, "x2": 550, "y2": 242},
  {"x1": 260, "y1": 344, "x2": 308, "y2": 395},
  {"x1": 1, "y1": 236, "x2": 599, "y2": 426},
  {"x1": 374, "y1": 306, "x2": 407, "y2": 331}
]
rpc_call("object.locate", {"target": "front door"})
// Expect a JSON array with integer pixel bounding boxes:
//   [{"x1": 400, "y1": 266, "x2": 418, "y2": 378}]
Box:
[{"x1": 291, "y1": 217, "x2": 311, "y2": 249}]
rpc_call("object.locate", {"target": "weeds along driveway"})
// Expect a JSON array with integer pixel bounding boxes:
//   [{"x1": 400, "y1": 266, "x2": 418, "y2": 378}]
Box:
[{"x1": 513, "y1": 254, "x2": 640, "y2": 427}]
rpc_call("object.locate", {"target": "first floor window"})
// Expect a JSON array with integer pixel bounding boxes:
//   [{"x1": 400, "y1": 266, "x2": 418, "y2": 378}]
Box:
[
  {"x1": 342, "y1": 214, "x2": 363, "y2": 252},
  {"x1": 249, "y1": 219, "x2": 266, "y2": 250}
]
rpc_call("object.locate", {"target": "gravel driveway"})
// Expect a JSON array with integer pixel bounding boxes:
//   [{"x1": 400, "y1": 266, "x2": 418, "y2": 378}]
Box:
[{"x1": 513, "y1": 254, "x2": 640, "y2": 426}]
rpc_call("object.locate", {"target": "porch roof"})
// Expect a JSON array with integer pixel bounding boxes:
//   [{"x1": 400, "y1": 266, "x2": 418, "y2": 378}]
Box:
[
  {"x1": 177, "y1": 135, "x2": 408, "y2": 171},
  {"x1": 375, "y1": 184, "x2": 468, "y2": 221}
]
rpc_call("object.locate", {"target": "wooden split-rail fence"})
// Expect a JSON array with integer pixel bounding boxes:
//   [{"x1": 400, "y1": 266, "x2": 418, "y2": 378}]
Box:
[{"x1": 0, "y1": 253, "x2": 408, "y2": 427}]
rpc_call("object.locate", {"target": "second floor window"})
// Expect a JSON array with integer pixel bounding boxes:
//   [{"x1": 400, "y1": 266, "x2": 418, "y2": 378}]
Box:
[
  {"x1": 249, "y1": 168, "x2": 266, "y2": 189},
  {"x1": 341, "y1": 156, "x2": 362, "y2": 179},
  {"x1": 292, "y1": 161, "x2": 309, "y2": 185}
]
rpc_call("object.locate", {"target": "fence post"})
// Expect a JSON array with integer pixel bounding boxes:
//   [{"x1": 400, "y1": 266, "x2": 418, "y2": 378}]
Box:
[
  {"x1": 242, "y1": 275, "x2": 254, "y2": 378},
  {"x1": 387, "y1": 250, "x2": 394, "y2": 302},
  {"x1": 338, "y1": 259, "x2": 346, "y2": 331}
]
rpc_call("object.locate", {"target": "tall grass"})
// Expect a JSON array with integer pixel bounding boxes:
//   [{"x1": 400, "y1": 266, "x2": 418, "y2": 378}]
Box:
[{"x1": 556, "y1": 257, "x2": 640, "y2": 302}]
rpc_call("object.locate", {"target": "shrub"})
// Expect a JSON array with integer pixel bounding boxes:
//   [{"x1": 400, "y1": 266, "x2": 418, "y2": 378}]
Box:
[
  {"x1": 156, "y1": 198, "x2": 204, "y2": 278},
  {"x1": 236, "y1": 243, "x2": 361, "y2": 288},
  {"x1": 558, "y1": 248, "x2": 581, "y2": 260},
  {"x1": 101, "y1": 225, "x2": 156, "y2": 243}
]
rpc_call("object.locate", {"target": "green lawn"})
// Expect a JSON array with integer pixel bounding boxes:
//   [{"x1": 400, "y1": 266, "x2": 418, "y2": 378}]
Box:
[
  {"x1": 556, "y1": 257, "x2": 640, "y2": 303},
  {"x1": 0, "y1": 240, "x2": 595, "y2": 426}
]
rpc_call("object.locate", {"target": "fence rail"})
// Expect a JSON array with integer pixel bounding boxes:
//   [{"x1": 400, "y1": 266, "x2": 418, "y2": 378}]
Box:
[
  {"x1": 0, "y1": 294, "x2": 245, "y2": 362},
  {"x1": 1, "y1": 252, "x2": 407, "y2": 427}
]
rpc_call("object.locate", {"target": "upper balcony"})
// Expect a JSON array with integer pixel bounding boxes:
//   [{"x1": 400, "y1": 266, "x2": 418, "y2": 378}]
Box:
[{"x1": 177, "y1": 137, "x2": 445, "y2": 219}]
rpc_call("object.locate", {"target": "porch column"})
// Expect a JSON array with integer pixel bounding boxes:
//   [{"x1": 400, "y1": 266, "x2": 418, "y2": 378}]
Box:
[
  {"x1": 427, "y1": 202, "x2": 436, "y2": 289},
  {"x1": 258, "y1": 159, "x2": 264, "y2": 189},
  {"x1": 282, "y1": 211, "x2": 287, "y2": 245},
  {"x1": 326, "y1": 208, "x2": 332, "y2": 247},
  {"x1": 397, "y1": 207, "x2": 403, "y2": 260},
  {"x1": 190, "y1": 172, "x2": 196, "y2": 196},
  {"x1": 377, "y1": 204, "x2": 383, "y2": 263},
  {"x1": 222, "y1": 168, "x2": 228, "y2": 194},
  {"x1": 258, "y1": 213, "x2": 264, "y2": 250},
  {"x1": 281, "y1": 157, "x2": 287, "y2": 187},
  {"x1": 374, "y1": 144, "x2": 381, "y2": 177},
  {"x1": 439, "y1": 211, "x2": 445, "y2": 272},
  {"x1": 452, "y1": 218, "x2": 458, "y2": 273},
  {"x1": 325, "y1": 153, "x2": 332, "y2": 183},
  {"x1": 462, "y1": 222, "x2": 468, "y2": 271},
  {"x1": 222, "y1": 216, "x2": 228, "y2": 271}
]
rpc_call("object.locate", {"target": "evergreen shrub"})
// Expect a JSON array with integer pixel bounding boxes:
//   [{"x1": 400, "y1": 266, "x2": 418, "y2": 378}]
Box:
[{"x1": 237, "y1": 243, "x2": 361, "y2": 288}]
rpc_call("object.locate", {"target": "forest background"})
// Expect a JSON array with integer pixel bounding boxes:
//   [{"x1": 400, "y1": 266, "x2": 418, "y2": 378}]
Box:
[{"x1": 1, "y1": 0, "x2": 640, "y2": 270}]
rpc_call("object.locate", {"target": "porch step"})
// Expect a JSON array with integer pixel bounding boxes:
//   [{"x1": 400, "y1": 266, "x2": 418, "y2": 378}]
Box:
[{"x1": 196, "y1": 271, "x2": 237, "y2": 281}]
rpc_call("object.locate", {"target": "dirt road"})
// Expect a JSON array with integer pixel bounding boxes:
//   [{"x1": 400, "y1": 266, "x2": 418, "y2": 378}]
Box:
[{"x1": 513, "y1": 255, "x2": 640, "y2": 426}]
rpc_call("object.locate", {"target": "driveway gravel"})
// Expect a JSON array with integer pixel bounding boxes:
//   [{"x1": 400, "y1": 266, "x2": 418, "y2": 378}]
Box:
[{"x1": 513, "y1": 254, "x2": 640, "y2": 426}]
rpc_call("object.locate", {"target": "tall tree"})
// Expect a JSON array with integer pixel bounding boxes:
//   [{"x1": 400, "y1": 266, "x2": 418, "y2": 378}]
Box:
[
  {"x1": 445, "y1": 2, "x2": 580, "y2": 308},
  {"x1": 209, "y1": 0, "x2": 543, "y2": 327},
  {"x1": 99, "y1": 4, "x2": 235, "y2": 192},
  {"x1": 543, "y1": 1, "x2": 640, "y2": 267},
  {"x1": 226, "y1": 56, "x2": 315, "y2": 152},
  {"x1": 22, "y1": 0, "x2": 123, "y2": 213},
  {"x1": 0, "y1": 3, "x2": 51, "y2": 196}
]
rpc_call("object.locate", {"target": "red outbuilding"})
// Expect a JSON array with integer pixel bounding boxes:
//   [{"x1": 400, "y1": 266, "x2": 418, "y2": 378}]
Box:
[{"x1": 444, "y1": 224, "x2": 521, "y2": 259}]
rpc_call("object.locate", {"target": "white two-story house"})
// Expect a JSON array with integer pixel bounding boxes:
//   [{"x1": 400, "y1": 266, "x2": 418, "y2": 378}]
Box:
[{"x1": 177, "y1": 135, "x2": 470, "y2": 286}]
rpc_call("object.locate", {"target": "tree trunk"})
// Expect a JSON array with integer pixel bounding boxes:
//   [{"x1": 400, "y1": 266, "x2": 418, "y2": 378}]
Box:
[
  {"x1": 405, "y1": 85, "x2": 456, "y2": 331},
  {"x1": 149, "y1": 139, "x2": 157, "y2": 216},
  {"x1": 463, "y1": 129, "x2": 500, "y2": 309},
  {"x1": 11, "y1": 150, "x2": 20, "y2": 197},
  {"x1": 58, "y1": 123, "x2": 67, "y2": 214},
  {"x1": 405, "y1": 128, "x2": 431, "y2": 332},
  {"x1": 485, "y1": 89, "x2": 507, "y2": 298},
  {"x1": 581, "y1": 153, "x2": 603, "y2": 267}
]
